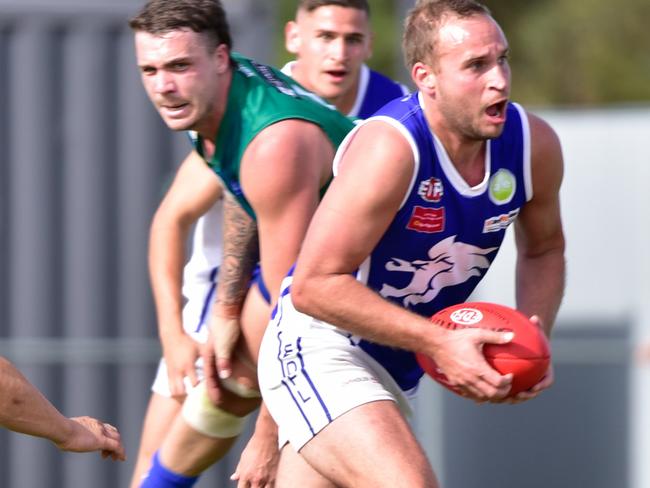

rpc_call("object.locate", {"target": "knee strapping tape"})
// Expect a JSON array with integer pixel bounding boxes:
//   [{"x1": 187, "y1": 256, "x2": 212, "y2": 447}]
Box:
[{"x1": 181, "y1": 382, "x2": 247, "y2": 438}]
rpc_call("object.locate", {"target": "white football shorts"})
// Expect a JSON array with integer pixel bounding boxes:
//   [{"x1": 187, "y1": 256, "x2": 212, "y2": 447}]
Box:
[
  {"x1": 258, "y1": 279, "x2": 415, "y2": 451},
  {"x1": 151, "y1": 280, "x2": 214, "y2": 397}
]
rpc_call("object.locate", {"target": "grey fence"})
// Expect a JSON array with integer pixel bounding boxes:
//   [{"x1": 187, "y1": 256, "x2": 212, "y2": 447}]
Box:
[{"x1": 0, "y1": 2, "x2": 273, "y2": 487}]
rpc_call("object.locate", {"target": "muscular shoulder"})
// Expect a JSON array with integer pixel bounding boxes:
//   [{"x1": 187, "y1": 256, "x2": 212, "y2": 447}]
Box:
[
  {"x1": 528, "y1": 112, "x2": 561, "y2": 160},
  {"x1": 252, "y1": 119, "x2": 329, "y2": 152},
  {"x1": 340, "y1": 119, "x2": 412, "y2": 169},
  {"x1": 335, "y1": 119, "x2": 414, "y2": 209},
  {"x1": 245, "y1": 119, "x2": 334, "y2": 176},
  {"x1": 240, "y1": 119, "x2": 334, "y2": 206}
]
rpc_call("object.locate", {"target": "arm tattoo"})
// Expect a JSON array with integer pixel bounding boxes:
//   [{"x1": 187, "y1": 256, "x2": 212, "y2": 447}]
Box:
[{"x1": 215, "y1": 191, "x2": 259, "y2": 311}]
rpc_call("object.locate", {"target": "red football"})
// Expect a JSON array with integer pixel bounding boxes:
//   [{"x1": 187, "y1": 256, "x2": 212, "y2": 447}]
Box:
[{"x1": 416, "y1": 301, "x2": 550, "y2": 397}]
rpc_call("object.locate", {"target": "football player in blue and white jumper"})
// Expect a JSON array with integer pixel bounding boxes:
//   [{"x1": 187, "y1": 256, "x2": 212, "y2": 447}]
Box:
[
  {"x1": 281, "y1": 0, "x2": 408, "y2": 119},
  {"x1": 258, "y1": 1, "x2": 566, "y2": 486}
]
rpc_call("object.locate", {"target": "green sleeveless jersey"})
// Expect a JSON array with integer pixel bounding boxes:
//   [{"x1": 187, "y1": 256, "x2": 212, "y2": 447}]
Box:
[{"x1": 191, "y1": 52, "x2": 355, "y2": 219}]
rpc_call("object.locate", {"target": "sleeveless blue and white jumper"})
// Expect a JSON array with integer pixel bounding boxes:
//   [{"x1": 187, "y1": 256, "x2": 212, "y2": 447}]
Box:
[{"x1": 258, "y1": 92, "x2": 532, "y2": 449}]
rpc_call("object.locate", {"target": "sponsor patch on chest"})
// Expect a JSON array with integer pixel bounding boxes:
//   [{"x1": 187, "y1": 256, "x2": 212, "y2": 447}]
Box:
[
  {"x1": 406, "y1": 206, "x2": 445, "y2": 233},
  {"x1": 488, "y1": 169, "x2": 516, "y2": 205},
  {"x1": 483, "y1": 209, "x2": 519, "y2": 233},
  {"x1": 418, "y1": 177, "x2": 444, "y2": 202}
]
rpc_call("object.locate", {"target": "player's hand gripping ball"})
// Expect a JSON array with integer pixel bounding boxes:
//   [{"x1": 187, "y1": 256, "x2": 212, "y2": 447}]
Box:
[{"x1": 416, "y1": 302, "x2": 550, "y2": 397}]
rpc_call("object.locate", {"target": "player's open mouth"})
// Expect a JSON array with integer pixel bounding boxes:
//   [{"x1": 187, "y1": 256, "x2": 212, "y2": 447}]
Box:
[
  {"x1": 325, "y1": 70, "x2": 348, "y2": 82},
  {"x1": 485, "y1": 100, "x2": 507, "y2": 122}
]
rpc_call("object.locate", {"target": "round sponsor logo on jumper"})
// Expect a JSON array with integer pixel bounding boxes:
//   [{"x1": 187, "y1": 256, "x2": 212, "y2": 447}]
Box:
[
  {"x1": 489, "y1": 169, "x2": 516, "y2": 205},
  {"x1": 450, "y1": 308, "x2": 483, "y2": 325}
]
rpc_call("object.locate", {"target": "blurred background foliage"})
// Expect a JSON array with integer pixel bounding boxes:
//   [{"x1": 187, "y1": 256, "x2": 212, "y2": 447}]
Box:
[{"x1": 274, "y1": 0, "x2": 650, "y2": 107}]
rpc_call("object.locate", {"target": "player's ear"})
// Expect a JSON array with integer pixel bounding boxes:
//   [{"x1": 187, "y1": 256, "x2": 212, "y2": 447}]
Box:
[
  {"x1": 285, "y1": 21, "x2": 300, "y2": 54},
  {"x1": 213, "y1": 43, "x2": 231, "y2": 74},
  {"x1": 412, "y1": 62, "x2": 436, "y2": 95}
]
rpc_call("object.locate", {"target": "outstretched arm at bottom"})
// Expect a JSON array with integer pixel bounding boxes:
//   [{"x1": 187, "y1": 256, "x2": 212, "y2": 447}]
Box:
[{"x1": 0, "y1": 356, "x2": 125, "y2": 460}]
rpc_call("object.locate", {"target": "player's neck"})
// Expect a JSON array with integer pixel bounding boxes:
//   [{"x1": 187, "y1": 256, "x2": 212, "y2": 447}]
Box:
[
  {"x1": 437, "y1": 131, "x2": 487, "y2": 186},
  {"x1": 439, "y1": 130, "x2": 485, "y2": 165},
  {"x1": 421, "y1": 95, "x2": 487, "y2": 184},
  {"x1": 195, "y1": 69, "x2": 233, "y2": 157},
  {"x1": 453, "y1": 147, "x2": 487, "y2": 187}
]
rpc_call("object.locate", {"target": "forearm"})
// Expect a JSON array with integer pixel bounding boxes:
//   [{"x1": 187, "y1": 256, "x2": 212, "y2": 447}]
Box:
[
  {"x1": 516, "y1": 248, "x2": 566, "y2": 336},
  {"x1": 215, "y1": 192, "x2": 259, "y2": 319},
  {"x1": 148, "y1": 213, "x2": 190, "y2": 344},
  {"x1": 292, "y1": 272, "x2": 439, "y2": 355},
  {"x1": 254, "y1": 402, "x2": 278, "y2": 441},
  {"x1": 0, "y1": 358, "x2": 73, "y2": 444}
]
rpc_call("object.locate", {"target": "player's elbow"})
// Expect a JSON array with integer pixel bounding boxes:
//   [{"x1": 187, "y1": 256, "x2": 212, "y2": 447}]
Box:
[
  {"x1": 291, "y1": 270, "x2": 320, "y2": 316},
  {"x1": 151, "y1": 203, "x2": 194, "y2": 234}
]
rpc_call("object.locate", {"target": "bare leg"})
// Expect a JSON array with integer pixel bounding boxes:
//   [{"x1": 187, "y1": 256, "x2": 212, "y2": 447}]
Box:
[
  {"x1": 276, "y1": 443, "x2": 338, "y2": 488},
  {"x1": 158, "y1": 417, "x2": 239, "y2": 476},
  {"x1": 156, "y1": 286, "x2": 270, "y2": 476},
  {"x1": 129, "y1": 393, "x2": 183, "y2": 488},
  {"x1": 157, "y1": 367, "x2": 262, "y2": 476},
  {"x1": 298, "y1": 400, "x2": 438, "y2": 488}
]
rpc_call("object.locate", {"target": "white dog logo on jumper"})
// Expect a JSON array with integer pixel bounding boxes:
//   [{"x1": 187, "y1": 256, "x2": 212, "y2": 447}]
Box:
[{"x1": 379, "y1": 235, "x2": 497, "y2": 307}]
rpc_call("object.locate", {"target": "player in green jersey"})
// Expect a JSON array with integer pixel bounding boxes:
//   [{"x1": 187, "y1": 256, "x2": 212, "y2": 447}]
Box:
[{"x1": 129, "y1": 0, "x2": 354, "y2": 486}]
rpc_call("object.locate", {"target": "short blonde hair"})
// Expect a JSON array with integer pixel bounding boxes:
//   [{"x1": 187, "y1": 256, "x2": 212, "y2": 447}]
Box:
[{"x1": 402, "y1": 0, "x2": 491, "y2": 69}]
